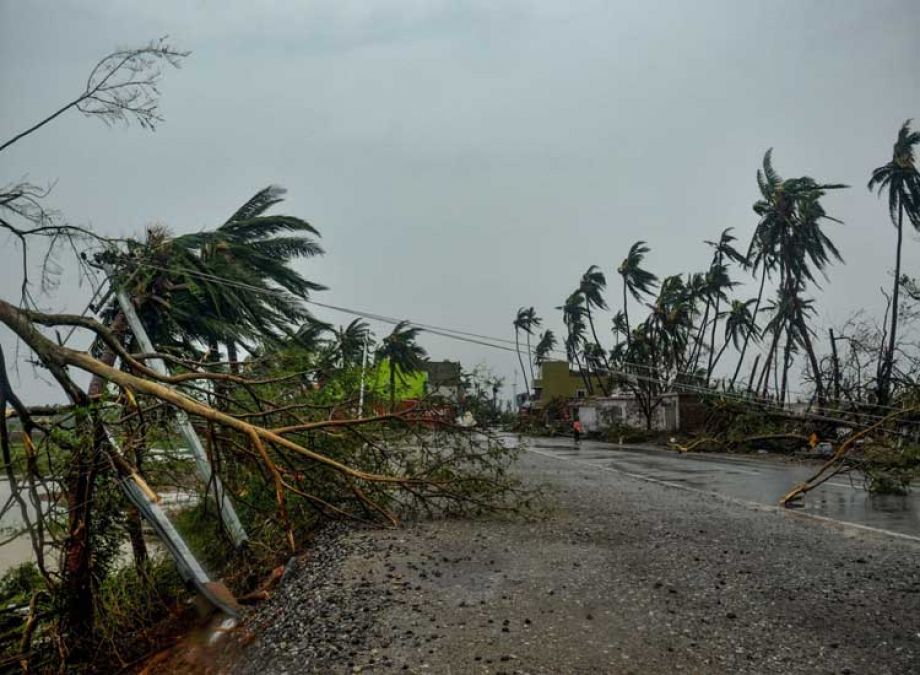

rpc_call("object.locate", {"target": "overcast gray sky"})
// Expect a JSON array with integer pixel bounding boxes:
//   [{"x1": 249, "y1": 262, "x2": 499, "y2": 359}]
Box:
[{"x1": 2, "y1": 0, "x2": 919, "y2": 404}]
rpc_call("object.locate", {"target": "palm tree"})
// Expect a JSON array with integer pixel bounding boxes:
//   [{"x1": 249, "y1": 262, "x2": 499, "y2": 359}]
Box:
[
  {"x1": 512, "y1": 307, "x2": 539, "y2": 405},
  {"x1": 731, "y1": 227, "x2": 772, "y2": 389},
  {"x1": 294, "y1": 316, "x2": 332, "y2": 352},
  {"x1": 377, "y1": 321, "x2": 427, "y2": 411},
  {"x1": 534, "y1": 330, "x2": 557, "y2": 367},
  {"x1": 868, "y1": 120, "x2": 920, "y2": 404},
  {"x1": 688, "y1": 263, "x2": 735, "y2": 376},
  {"x1": 330, "y1": 319, "x2": 371, "y2": 369},
  {"x1": 703, "y1": 229, "x2": 746, "y2": 380},
  {"x1": 749, "y1": 151, "x2": 846, "y2": 403},
  {"x1": 619, "y1": 275, "x2": 695, "y2": 428},
  {"x1": 579, "y1": 265, "x2": 609, "y2": 357},
  {"x1": 116, "y1": 186, "x2": 325, "y2": 363},
  {"x1": 710, "y1": 298, "x2": 759, "y2": 378},
  {"x1": 617, "y1": 241, "x2": 658, "y2": 344},
  {"x1": 523, "y1": 308, "x2": 542, "y2": 388},
  {"x1": 558, "y1": 292, "x2": 593, "y2": 393},
  {"x1": 611, "y1": 310, "x2": 628, "y2": 345}
]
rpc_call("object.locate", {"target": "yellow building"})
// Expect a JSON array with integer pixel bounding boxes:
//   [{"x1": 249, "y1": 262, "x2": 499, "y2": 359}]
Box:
[{"x1": 531, "y1": 361, "x2": 588, "y2": 409}]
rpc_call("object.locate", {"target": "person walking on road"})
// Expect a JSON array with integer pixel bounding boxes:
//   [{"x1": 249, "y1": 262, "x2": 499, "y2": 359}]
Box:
[{"x1": 572, "y1": 417, "x2": 583, "y2": 444}]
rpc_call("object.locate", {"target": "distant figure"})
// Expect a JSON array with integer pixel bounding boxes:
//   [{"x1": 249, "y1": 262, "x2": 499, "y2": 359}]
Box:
[{"x1": 572, "y1": 418, "x2": 583, "y2": 444}]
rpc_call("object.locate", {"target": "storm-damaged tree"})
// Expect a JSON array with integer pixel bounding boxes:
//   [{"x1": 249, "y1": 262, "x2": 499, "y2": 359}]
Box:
[
  {"x1": 578, "y1": 265, "x2": 611, "y2": 377},
  {"x1": 749, "y1": 150, "x2": 846, "y2": 405},
  {"x1": 377, "y1": 321, "x2": 427, "y2": 412},
  {"x1": 558, "y1": 292, "x2": 594, "y2": 394},
  {"x1": 710, "y1": 298, "x2": 760, "y2": 379},
  {"x1": 512, "y1": 307, "x2": 539, "y2": 404},
  {"x1": 109, "y1": 185, "x2": 326, "y2": 375},
  {"x1": 0, "y1": 38, "x2": 188, "y2": 660},
  {"x1": 868, "y1": 120, "x2": 920, "y2": 405},
  {"x1": 617, "y1": 241, "x2": 658, "y2": 345},
  {"x1": 533, "y1": 329, "x2": 557, "y2": 368},
  {"x1": 701, "y1": 229, "x2": 746, "y2": 382},
  {"x1": 614, "y1": 275, "x2": 695, "y2": 429}
]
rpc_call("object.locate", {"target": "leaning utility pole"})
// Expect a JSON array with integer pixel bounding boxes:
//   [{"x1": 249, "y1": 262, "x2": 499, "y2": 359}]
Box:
[
  {"x1": 357, "y1": 333, "x2": 370, "y2": 418},
  {"x1": 103, "y1": 428, "x2": 241, "y2": 616},
  {"x1": 829, "y1": 328, "x2": 842, "y2": 404},
  {"x1": 110, "y1": 276, "x2": 248, "y2": 548}
]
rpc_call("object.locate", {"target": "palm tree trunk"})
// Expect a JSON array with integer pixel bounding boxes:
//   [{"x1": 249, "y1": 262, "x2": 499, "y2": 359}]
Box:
[
  {"x1": 710, "y1": 337, "x2": 731, "y2": 378},
  {"x1": 759, "y1": 325, "x2": 782, "y2": 398},
  {"x1": 66, "y1": 311, "x2": 127, "y2": 656},
  {"x1": 389, "y1": 363, "x2": 396, "y2": 412},
  {"x1": 797, "y1": 315, "x2": 825, "y2": 406},
  {"x1": 622, "y1": 280, "x2": 631, "y2": 345},
  {"x1": 690, "y1": 300, "x2": 711, "y2": 370},
  {"x1": 879, "y1": 207, "x2": 904, "y2": 405},
  {"x1": 706, "y1": 296, "x2": 721, "y2": 384},
  {"x1": 730, "y1": 267, "x2": 767, "y2": 389},
  {"x1": 514, "y1": 329, "x2": 530, "y2": 406},
  {"x1": 586, "y1": 308, "x2": 611, "y2": 395},
  {"x1": 572, "y1": 352, "x2": 593, "y2": 394},
  {"x1": 780, "y1": 327, "x2": 792, "y2": 405},
  {"x1": 746, "y1": 354, "x2": 761, "y2": 394},
  {"x1": 525, "y1": 332, "x2": 537, "y2": 391}
]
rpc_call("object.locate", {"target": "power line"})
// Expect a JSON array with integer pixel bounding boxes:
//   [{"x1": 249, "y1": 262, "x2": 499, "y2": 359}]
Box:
[{"x1": 124, "y1": 261, "x2": 918, "y2": 428}]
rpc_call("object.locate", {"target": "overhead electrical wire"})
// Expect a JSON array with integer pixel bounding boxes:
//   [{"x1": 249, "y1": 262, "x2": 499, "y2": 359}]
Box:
[{"x1": 123, "y1": 261, "x2": 918, "y2": 429}]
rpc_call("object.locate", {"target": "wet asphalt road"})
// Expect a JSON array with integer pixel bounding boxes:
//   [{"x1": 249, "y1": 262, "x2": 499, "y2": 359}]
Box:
[
  {"x1": 232, "y1": 445, "x2": 920, "y2": 675},
  {"x1": 517, "y1": 436, "x2": 920, "y2": 540}
]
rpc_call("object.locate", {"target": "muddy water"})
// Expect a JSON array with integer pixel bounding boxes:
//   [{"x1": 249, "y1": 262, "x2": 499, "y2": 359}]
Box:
[
  {"x1": 0, "y1": 479, "x2": 198, "y2": 575},
  {"x1": 0, "y1": 477, "x2": 44, "y2": 572}
]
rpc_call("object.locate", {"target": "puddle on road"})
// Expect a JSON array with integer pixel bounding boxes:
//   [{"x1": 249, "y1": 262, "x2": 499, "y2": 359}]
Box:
[{"x1": 523, "y1": 437, "x2": 920, "y2": 538}]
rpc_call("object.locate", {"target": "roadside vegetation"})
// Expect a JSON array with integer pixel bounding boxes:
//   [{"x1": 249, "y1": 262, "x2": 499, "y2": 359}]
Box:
[{"x1": 0, "y1": 41, "x2": 524, "y2": 672}]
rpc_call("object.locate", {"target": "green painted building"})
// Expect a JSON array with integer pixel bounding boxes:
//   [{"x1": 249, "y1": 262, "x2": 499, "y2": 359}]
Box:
[{"x1": 531, "y1": 361, "x2": 588, "y2": 408}]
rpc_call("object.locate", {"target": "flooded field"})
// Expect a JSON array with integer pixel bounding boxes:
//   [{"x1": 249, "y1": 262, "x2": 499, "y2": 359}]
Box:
[{"x1": 0, "y1": 477, "x2": 197, "y2": 575}]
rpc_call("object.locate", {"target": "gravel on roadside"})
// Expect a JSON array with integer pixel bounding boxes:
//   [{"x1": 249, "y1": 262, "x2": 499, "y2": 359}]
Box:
[{"x1": 230, "y1": 449, "x2": 920, "y2": 674}]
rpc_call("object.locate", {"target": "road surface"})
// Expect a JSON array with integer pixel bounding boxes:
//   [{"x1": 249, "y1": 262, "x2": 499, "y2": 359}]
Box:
[
  {"x1": 518, "y1": 436, "x2": 920, "y2": 540},
  {"x1": 229, "y1": 443, "x2": 920, "y2": 674}
]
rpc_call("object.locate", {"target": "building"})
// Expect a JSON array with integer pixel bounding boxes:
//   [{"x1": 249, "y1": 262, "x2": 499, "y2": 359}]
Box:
[
  {"x1": 531, "y1": 361, "x2": 589, "y2": 409},
  {"x1": 421, "y1": 360, "x2": 463, "y2": 402},
  {"x1": 577, "y1": 393, "x2": 706, "y2": 433}
]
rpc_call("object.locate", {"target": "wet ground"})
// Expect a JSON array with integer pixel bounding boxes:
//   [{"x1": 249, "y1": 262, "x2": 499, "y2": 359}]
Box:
[
  {"x1": 521, "y1": 436, "x2": 920, "y2": 539},
  {"x1": 231, "y1": 448, "x2": 920, "y2": 674}
]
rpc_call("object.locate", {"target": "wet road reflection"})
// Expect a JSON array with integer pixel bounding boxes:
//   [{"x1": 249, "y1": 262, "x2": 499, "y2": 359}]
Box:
[{"x1": 516, "y1": 436, "x2": 920, "y2": 538}]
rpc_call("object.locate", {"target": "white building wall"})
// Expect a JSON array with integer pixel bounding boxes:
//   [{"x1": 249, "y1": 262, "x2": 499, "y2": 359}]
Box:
[{"x1": 577, "y1": 394, "x2": 680, "y2": 433}]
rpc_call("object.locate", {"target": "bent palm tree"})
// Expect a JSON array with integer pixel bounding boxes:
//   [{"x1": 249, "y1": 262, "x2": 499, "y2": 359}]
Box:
[
  {"x1": 618, "y1": 241, "x2": 658, "y2": 344},
  {"x1": 294, "y1": 316, "x2": 332, "y2": 353},
  {"x1": 534, "y1": 330, "x2": 557, "y2": 367},
  {"x1": 749, "y1": 151, "x2": 846, "y2": 403},
  {"x1": 703, "y1": 229, "x2": 745, "y2": 380},
  {"x1": 710, "y1": 298, "x2": 759, "y2": 378},
  {"x1": 377, "y1": 321, "x2": 427, "y2": 411},
  {"x1": 579, "y1": 265, "x2": 608, "y2": 353},
  {"x1": 523, "y1": 308, "x2": 542, "y2": 388},
  {"x1": 513, "y1": 307, "x2": 538, "y2": 405},
  {"x1": 331, "y1": 319, "x2": 371, "y2": 369},
  {"x1": 116, "y1": 186, "x2": 325, "y2": 362},
  {"x1": 558, "y1": 292, "x2": 593, "y2": 393},
  {"x1": 868, "y1": 120, "x2": 920, "y2": 404}
]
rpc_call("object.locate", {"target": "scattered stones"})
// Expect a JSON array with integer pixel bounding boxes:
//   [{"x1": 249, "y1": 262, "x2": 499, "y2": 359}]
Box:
[{"x1": 227, "y1": 448, "x2": 920, "y2": 675}]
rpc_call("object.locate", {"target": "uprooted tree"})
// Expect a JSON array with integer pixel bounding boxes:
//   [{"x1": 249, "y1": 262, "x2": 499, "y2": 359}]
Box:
[{"x1": 0, "y1": 40, "x2": 524, "y2": 672}]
